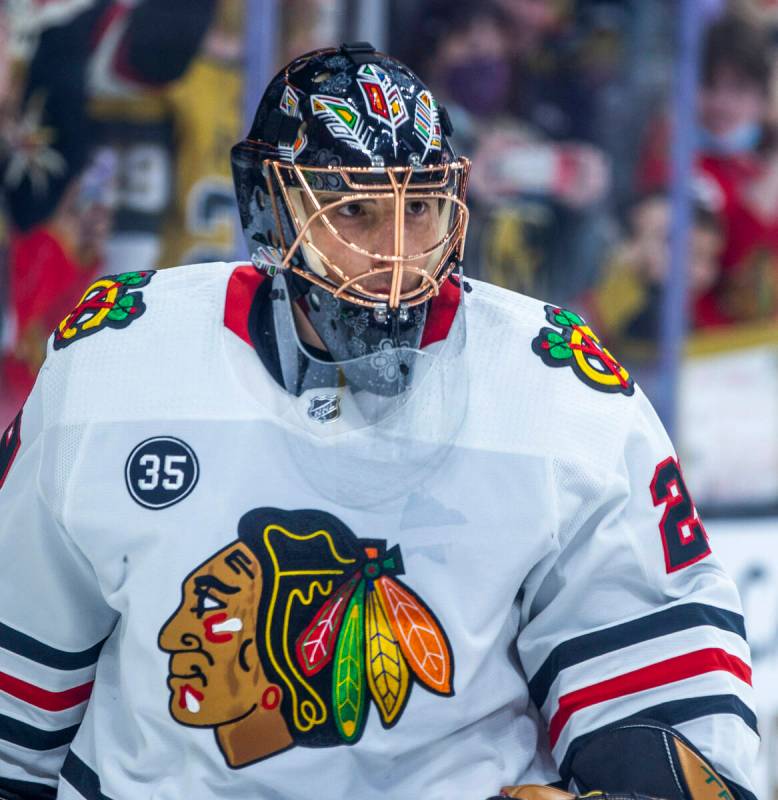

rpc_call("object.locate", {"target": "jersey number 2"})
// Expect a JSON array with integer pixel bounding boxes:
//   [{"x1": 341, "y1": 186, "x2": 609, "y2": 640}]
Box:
[{"x1": 650, "y1": 457, "x2": 710, "y2": 573}]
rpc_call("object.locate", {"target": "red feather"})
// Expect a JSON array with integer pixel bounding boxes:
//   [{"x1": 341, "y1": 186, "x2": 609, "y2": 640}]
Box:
[{"x1": 295, "y1": 574, "x2": 360, "y2": 676}]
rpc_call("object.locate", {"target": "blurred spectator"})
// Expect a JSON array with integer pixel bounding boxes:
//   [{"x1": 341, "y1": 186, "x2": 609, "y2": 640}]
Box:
[
  {"x1": 156, "y1": 0, "x2": 244, "y2": 266},
  {"x1": 0, "y1": 0, "x2": 217, "y2": 424},
  {"x1": 3, "y1": 7, "x2": 91, "y2": 233},
  {"x1": 582, "y1": 193, "x2": 725, "y2": 356},
  {"x1": 1, "y1": 149, "x2": 115, "y2": 415},
  {"x1": 3, "y1": 0, "x2": 216, "y2": 255},
  {"x1": 640, "y1": 12, "x2": 778, "y2": 326},
  {"x1": 424, "y1": 3, "x2": 514, "y2": 123},
  {"x1": 86, "y1": 0, "x2": 218, "y2": 272},
  {"x1": 283, "y1": 0, "x2": 346, "y2": 66},
  {"x1": 416, "y1": 1, "x2": 612, "y2": 302},
  {"x1": 493, "y1": 0, "x2": 582, "y2": 136},
  {"x1": 0, "y1": 2, "x2": 93, "y2": 424}
]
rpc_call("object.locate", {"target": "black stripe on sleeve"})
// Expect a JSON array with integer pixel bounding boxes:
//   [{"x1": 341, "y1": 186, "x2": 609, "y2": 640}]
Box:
[
  {"x1": 0, "y1": 775, "x2": 56, "y2": 799},
  {"x1": 0, "y1": 712, "x2": 78, "y2": 751},
  {"x1": 727, "y1": 777, "x2": 758, "y2": 800},
  {"x1": 529, "y1": 603, "x2": 747, "y2": 710},
  {"x1": 0, "y1": 623, "x2": 105, "y2": 671},
  {"x1": 59, "y1": 751, "x2": 113, "y2": 800},
  {"x1": 558, "y1": 694, "x2": 759, "y2": 782}
]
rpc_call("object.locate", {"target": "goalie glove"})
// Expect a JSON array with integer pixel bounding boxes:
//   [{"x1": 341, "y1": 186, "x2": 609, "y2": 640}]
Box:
[
  {"x1": 489, "y1": 719, "x2": 741, "y2": 800},
  {"x1": 494, "y1": 790, "x2": 664, "y2": 800}
]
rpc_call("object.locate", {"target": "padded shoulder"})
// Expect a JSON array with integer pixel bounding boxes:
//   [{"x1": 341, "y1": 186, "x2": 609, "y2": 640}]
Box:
[
  {"x1": 41, "y1": 262, "x2": 238, "y2": 426},
  {"x1": 459, "y1": 278, "x2": 648, "y2": 477}
]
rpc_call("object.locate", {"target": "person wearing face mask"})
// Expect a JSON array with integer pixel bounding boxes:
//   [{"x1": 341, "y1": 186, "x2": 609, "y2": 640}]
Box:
[
  {"x1": 417, "y1": 2, "x2": 611, "y2": 300},
  {"x1": 639, "y1": 12, "x2": 778, "y2": 327},
  {"x1": 419, "y1": 4, "x2": 514, "y2": 135}
]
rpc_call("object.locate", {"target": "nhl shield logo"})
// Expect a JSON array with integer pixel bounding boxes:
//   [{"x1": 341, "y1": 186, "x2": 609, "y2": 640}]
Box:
[{"x1": 308, "y1": 395, "x2": 340, "y2": 423}]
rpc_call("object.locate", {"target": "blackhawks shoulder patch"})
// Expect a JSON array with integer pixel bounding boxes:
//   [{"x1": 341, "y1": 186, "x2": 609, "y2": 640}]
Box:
[
  {"x1": 53, "y1": 271, "x2": 155, "y2": 350},
  {"x1": 531, "y1": 305, "x2": 634, "y2": 396},
  {"x1": 158, "y1": 507, "x2": 454, "y2": 768}
]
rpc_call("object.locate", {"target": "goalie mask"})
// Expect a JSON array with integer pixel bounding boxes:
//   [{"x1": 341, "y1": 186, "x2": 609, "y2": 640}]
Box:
[
  {"x1": 231, "y1": 43, "x2": 470, "y2": 393},
  {"x1": 231, "y1": 44, "x2": 471, "y2": 507}
]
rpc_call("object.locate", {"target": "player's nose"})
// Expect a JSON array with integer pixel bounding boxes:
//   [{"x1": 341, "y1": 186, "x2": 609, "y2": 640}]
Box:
[{"x1": 368, "y1": 215, "x2": 402, "y2": 257}]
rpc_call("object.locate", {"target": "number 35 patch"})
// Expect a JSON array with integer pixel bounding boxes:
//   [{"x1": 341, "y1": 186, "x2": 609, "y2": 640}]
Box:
[{"x1": 125, "y1": 437, "x2": 199, "y2": 510}]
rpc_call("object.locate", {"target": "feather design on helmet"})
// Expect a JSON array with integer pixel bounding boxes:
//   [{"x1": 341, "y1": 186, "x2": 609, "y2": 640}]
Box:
[
  {"x1": 278, "y1": 84, "x2": 308, "y2": 163},
  {"x1": 357, "y1": 64, "x2": 410, "y2": 156},
  {"x1": 310, "y1": 95, "x2": 373, "y2": 156},
  {"x1": 414, "y1": 90, "x2": 442, "y2": 163}
]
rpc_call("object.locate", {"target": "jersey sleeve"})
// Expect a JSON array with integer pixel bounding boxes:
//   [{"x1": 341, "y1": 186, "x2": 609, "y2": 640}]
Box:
[
  {"x1": 0, "y1": 372, "x2": 117, "y2": 798},
  {"x1": 517, "y1": 389, "x2": 757, "y2": 798}
]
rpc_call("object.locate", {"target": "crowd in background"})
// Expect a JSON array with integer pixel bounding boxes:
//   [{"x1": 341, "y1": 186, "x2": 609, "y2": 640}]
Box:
[
  {"x1": 0, "y1": 0, "x2": 244, "y2": 422},
  {"x1": 401, "y1": 0, "x2": 778, "y2": 356},
  {"x1": 3, "y1": 0, "x2": 778, "y2": 422}
]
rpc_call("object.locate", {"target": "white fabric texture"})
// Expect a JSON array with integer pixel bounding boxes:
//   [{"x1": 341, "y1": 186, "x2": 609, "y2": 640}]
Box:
[{"x1": 0, "y1": 262, "x2": 757, "y2": 800}]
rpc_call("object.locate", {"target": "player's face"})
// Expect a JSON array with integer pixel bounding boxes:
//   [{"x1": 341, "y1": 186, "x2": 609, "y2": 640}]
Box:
[
  {"x1": 158, "y1": 543, "x2": 268, "y2": 727},
  {"x1": 304, "y1": 193, "x2": 445, "y2": 297}
]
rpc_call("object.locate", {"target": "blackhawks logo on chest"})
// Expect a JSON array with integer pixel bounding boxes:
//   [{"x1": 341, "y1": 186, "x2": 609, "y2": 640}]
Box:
[{"x1": 159, "y1": 508, "x2": 454, "y2": 767}]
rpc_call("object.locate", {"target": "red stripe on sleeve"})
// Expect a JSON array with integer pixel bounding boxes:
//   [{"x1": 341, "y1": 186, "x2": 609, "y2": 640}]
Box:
[
  {"x1": 0, "y1": 670, "x2": 93, "y2": 712},
  {"x1": 548, "y1": 647, "x2": 751, "y2": 748}
]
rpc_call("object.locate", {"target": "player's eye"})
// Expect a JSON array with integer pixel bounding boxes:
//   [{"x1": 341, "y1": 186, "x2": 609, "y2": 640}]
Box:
[
  {"x1": 337, "y1": 202, "x2": 366, "y2": 218},
  {"x1": 405, "y1": 200, "x2": 430, "y2": 217}
]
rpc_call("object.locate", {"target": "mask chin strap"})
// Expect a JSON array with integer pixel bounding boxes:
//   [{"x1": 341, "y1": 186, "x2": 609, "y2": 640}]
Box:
[
  {"x1": 287, "y1": 264, "x2": 429, "y2": 353},
  {"x1": 276, "y1": 256, "x2": 463, "y2": 390},
  {"x1": 368, "y1": 302, "x2": 411, "y2": 342},
  {"x1": 271, "y1": 273, "x2": 339, "y2": 396},
  {"x1": 271, "y1": 272, "x2": 429, "y2": 399}
]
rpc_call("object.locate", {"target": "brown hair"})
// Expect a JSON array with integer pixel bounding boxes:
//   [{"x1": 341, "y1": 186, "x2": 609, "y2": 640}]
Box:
[{"x1": 702, "y1": 13, "x2": 771, "y2": 94}]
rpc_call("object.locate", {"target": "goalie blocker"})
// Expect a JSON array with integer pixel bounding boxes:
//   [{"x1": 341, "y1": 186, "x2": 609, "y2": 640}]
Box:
[{"x1": 491, "y1": 720, "x2": 742, "y2": 800}]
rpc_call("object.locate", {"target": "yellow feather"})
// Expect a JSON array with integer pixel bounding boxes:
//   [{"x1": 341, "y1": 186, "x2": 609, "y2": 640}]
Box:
[{"x1": 365, "y1": 588, "x2": 410, "y2": 726}]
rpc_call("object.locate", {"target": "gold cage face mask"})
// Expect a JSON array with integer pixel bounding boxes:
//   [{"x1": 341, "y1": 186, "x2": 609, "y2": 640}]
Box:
[{"x1": 266, "y1": 159, "x2": 471, "y2": 310}]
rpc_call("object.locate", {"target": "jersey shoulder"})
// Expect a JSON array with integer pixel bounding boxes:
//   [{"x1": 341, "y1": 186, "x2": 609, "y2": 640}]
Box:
[
  {"x1": 462, "y1": 278, "x2": 654, "y2": 475},
  {"x1": 41, "y1": 261, "x2": 239, "y2": 425}
]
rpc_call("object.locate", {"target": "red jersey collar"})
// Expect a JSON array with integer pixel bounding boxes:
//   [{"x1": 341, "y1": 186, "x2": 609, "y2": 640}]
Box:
[{"x1": 223, "y1": 265, "x2": 462, "y2": 349}]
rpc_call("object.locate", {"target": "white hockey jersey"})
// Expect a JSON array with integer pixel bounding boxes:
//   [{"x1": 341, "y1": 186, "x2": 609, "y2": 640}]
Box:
[{"x1": 0, "y1": 263, "x2": 757, "y2": 800}]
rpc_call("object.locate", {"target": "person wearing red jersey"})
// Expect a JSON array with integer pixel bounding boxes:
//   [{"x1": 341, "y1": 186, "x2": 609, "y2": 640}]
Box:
[{"x1": 639, "y1": 12, "x2": 778, "y2": 327}]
